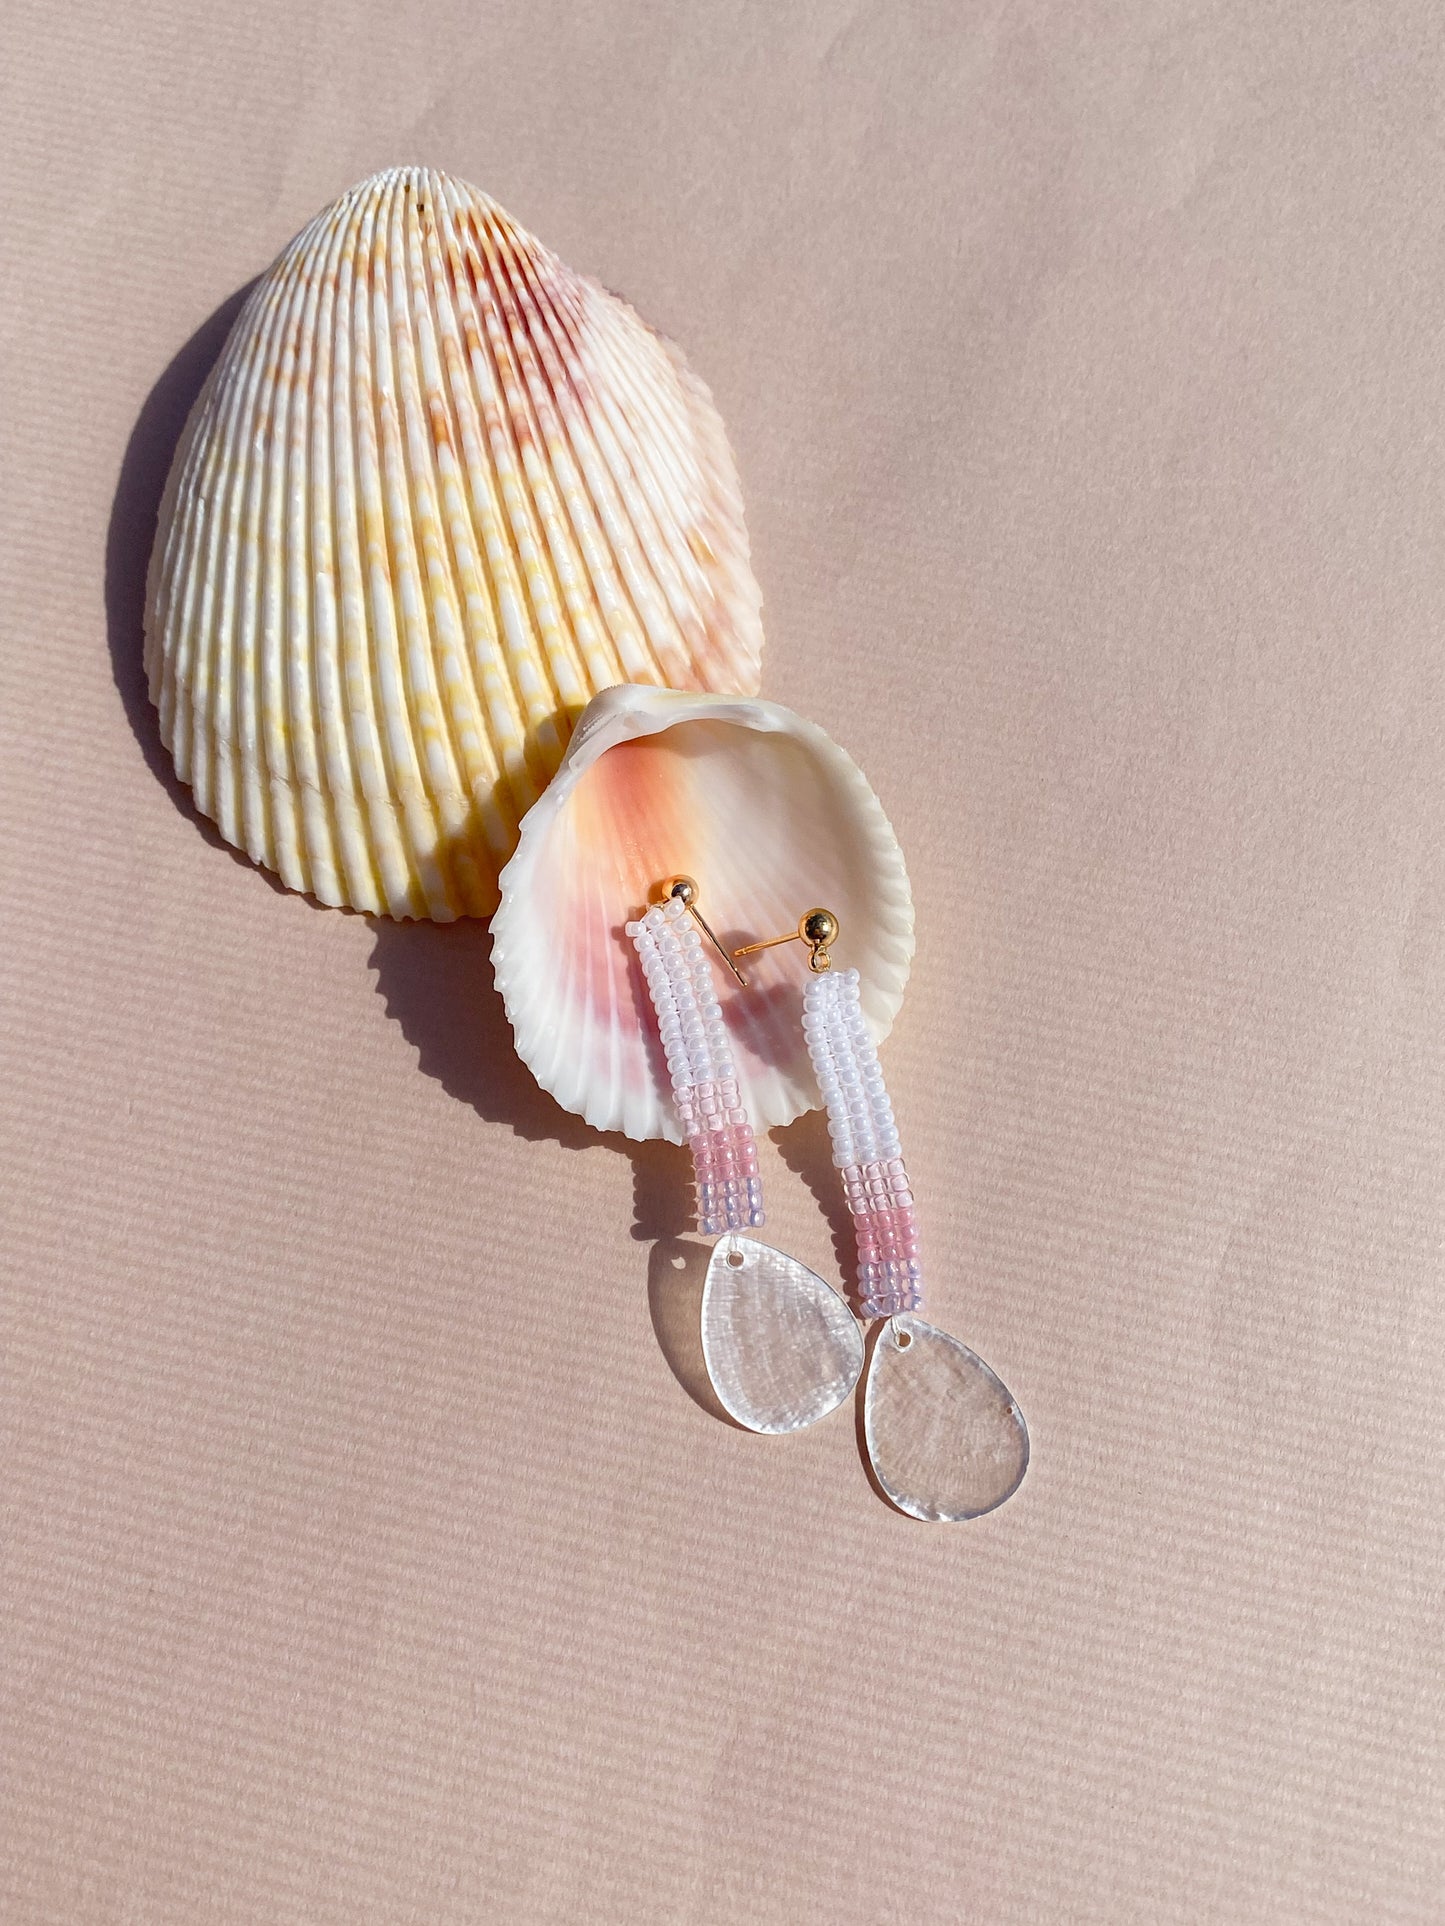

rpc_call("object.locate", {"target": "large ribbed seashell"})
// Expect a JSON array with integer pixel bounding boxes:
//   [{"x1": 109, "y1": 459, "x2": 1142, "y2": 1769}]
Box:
[
  {"x1": 492, "y1": 685, "x2": 914, "y2": 1142},
  {"x1": 144, "y1": 167, "x2": 763, "y2": 919}
]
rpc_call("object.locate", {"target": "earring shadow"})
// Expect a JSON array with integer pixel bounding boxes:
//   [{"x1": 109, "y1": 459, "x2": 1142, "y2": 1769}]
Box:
[
  {"x1": 646, "y1": 1238, "x2": 741, "y2": 1425},
  {"x1": 366, "y1": 919, "x2": 746, "y2": 1419},
  {"x1": 852, "y1": 1320, "x2": 898, "y2": 1510},
  {"x1": 768, "y1": 1106, "x2": 856, "y2": 1303}
]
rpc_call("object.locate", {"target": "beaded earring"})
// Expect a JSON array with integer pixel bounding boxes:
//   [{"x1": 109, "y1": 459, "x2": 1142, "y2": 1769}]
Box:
[
  {"x1": 736, "y1": 905, "x2": 1029, "y2": 1520},
  {"x1": 630, "y1": 879, "x2": 1030, "y2": 1523},
  {"x1": 800, "y1": 959, "x2": 1028, "y2": 1521}
]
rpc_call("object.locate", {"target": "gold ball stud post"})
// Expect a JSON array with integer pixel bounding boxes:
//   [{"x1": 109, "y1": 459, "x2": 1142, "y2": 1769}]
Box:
[
  {"x1": 731, "y1": 904, "x2": 841, "y2": 973},
  {"x1": 649, "y1": 875, "x2": 748, "y2": 986}
]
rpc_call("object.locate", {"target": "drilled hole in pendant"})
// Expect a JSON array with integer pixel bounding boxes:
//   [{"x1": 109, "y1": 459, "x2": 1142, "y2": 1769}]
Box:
[
  {"x1": 726, "y1": 1248, "x2": 746, "y2": 1269},
  {"x1": 894, "y1": 1328, "x2": 913, "y2": 1349}
]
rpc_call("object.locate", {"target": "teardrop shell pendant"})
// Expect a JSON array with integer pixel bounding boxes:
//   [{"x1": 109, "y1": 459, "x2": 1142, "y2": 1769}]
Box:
[
  {"x1": 863, "y1": 1316, "x2": 1028, "y2": 1522},
  {"x1": 703, "y1": 1236, "x2": 863, "y2": 1435}
]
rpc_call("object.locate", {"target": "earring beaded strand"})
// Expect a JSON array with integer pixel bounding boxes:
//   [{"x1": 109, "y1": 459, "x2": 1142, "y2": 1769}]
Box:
[
  {"x1": 624, "y1": 882, "x2": 1026, "y2": 1517},
  {"x1": 802, "y1": 968, "x2": 922, "y2": 1320},
  {"x1": 626, "y1": 890, "x2": 918, "y2": 1310},
  {"x1": 627, "y1": 894, "x2": 764, "y2": 1235}
]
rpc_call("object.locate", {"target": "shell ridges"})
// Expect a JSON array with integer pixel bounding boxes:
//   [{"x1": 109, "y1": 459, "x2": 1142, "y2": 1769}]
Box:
[{"x1": 144, "y1": 166, "x2": 764, "y2": 918}]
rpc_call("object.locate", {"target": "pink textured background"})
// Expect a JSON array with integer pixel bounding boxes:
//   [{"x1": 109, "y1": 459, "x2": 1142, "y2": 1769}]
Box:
[{"x1": 3, "y1": 3, "x2": 1443, "y2": 1919}]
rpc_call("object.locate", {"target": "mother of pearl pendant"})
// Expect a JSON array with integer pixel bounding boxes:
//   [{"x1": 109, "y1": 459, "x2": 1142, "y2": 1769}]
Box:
[
  {"x1": 862, "y1": 1314, "x2": 1029, "y2": 1522},
  {"x1": 701, "y1": 1235, "x2": 864, "y2": 1433}
]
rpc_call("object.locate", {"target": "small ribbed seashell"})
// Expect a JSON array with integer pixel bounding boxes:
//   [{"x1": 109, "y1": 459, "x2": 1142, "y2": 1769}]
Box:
[
  {"x1": 492, "y1": 684, "x2": 914, "y2": 1142},
  {"x1": 144, "y1": 167, "x2": 764, "y2": 918}
]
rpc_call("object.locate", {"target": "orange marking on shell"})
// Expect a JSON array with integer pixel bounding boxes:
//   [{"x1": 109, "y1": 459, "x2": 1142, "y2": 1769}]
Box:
[
  {"x1": 568, "y1": 736, "x2": 696, "y2": 906},
  {"x1": 427, "y1": 395, "x2": 453, "y2": 454}
]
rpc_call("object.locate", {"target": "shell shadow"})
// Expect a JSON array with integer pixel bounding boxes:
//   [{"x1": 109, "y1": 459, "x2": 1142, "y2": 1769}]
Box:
[
  {"x1": 103, "y1": 278, "x2": 274, "y2": 878},
  {"x1": 366, "y1": 915, "x2": 594, "y2": 1150},
  {"x1": 362, "y1": 915, "x2": 699, "y2": 1239},
  {"x1": 365, "y1": 917, "x2": 741, "y2": 1420}
]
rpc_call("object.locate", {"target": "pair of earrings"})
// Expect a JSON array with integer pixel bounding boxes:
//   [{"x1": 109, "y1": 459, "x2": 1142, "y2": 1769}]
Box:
[{"x1": 627, "y1": 877, "x2": 1029, "y2": 1523}]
